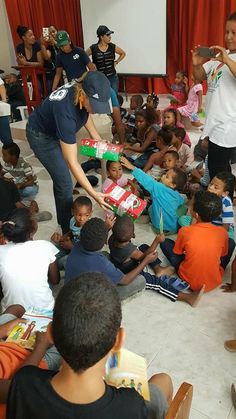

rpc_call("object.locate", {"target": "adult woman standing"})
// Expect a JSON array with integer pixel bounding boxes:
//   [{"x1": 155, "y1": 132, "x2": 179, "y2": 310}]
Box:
[
  {"x1": 52, "y1": 31, "x2": 95, "y2": 91},
  {"x1": 16, "y1": 26, "x2": 43, "y2": 67},
  {"x1": 26, "y1": 71, "x2": 111, "y2": 233},
  {"x1": 40, "y1": 25, "x2": 59, "y2": 92},
  {"x1": 86, "y1": 25, "x2": 126, "y2": 93},
  {"x1": 192, "y1": 12, "x2": 236, "y2": 178}
]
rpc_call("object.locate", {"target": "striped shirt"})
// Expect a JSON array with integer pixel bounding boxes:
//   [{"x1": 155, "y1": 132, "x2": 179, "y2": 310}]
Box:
[
  {"x1": 2, "y1": 157, "x2": 38, "y2": 186},
  {"x1": 213, "y1": 195, "x2": 234, "y2": 240},
  {"x1": 91, "y1": 43, "x2": 116, "y2": 77}
]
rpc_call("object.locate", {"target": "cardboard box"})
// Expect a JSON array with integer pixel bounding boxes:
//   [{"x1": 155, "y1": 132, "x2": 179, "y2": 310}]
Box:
[
  {"x1": 80, "y1": 139, "x2": 123, "y2": 162},
  {"x1": 105, "y1": 182, "x2": 147, "y2": 220}
]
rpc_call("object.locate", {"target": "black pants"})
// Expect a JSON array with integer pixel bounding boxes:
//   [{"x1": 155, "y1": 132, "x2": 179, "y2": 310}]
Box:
[{"x1": 208, "y1": 140, "x2": 235, "y2": 179}]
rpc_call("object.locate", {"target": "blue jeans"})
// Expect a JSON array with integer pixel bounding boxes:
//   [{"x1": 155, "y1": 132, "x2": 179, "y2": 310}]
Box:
[
  {"x1": 19, "y1": 184, "x2": 39, "y2": 200},
  {"x1": 26, "y1": 126, "x2": 73, "y2": 233},
  {"x1": 107, "y1": 74, "x2": 119, "y2": 94},
  {"x1": 0, "y1": 116, "x2": 13, "y2": 145}
]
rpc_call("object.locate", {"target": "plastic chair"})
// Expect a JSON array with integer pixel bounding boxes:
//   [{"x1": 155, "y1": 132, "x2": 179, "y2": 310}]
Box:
[{"x1": 165, "y1": 382, "x2": 193, "y2": 419}]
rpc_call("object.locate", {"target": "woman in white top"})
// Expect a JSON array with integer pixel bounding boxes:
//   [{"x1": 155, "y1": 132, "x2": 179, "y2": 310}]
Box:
[
  {"x1": 192, "y1": 11, "x2": 236, "y2": 179},
  {"x1": 0, "y1": 208, "x2": 59, "y2": 312}
]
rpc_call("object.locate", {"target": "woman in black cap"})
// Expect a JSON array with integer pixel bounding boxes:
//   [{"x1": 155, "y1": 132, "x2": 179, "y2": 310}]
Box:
[
  {"x1": 26, "y1": 71, "x2": 112, "y2": 233},
  {"x1": 86, "y1": 25, "x2": 126, "y2": 93}
]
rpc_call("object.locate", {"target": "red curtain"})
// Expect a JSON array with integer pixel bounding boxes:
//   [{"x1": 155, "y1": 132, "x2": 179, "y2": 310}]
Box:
[
  {"x1": 5, "y1": 0, "x2": 236, "y2": 93},
  {"x1": 5, "y1": 0, "x2": 84, "y2": 48}
]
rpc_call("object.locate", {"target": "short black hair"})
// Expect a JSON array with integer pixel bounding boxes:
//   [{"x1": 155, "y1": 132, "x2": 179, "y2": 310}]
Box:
[
  {"x1": 215, "y1": 172, "x2": 236, "y2": 197},
  {"x1": 164, "y1": 150, "x2": 179, "y2": 159},
  {"x1": 117, "y1": 94, "x2": 124, "y2": 107},
  {"x1": 80, "y1": 218, "x2": 108, "y2": 251},
  {"x1": 157, "y1": 126, "x2": 173, "y2": 146},
  {"x1": 72, "y1": 196, "x2": 92, "y2": 211},
  {"x1": 228, "y1": 12, "x2": 236, "y2": 21},
  {"x1": 171, "y1": 126, "x2": 186, "y2": 141},
  {"x1": 52, "y1": 273, "x2": 122, "y2": 373},
  {"x1": 2, "y1": 142, "x2": 20, "y2": 158},
  {"x1": 1, "y1": 208, "x2": 34, "y2": 243},
  {"x1": 112, "y1": 215, "x2": 134, "y2": 242},
  {"x1": 131, "y1": 95, "x2": 143, "y2": 107},
  {"x1": 193, "y1": 191, "x2": 222, "y2": 222},
  {"x1": 106, "y1": 160, "x2": 122, "y2": 171},
  {"x1": 172, "y1": 168, "x2": 187, "y2": 191},
  {"x1": 16, "y1": 25, "x2": 29, "y2": 39}
]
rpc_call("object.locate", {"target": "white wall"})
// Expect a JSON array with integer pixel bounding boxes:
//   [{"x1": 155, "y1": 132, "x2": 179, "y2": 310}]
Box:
[
  {"x1": 80, "y1": 0, "x2": 166, "y2": 76},
  {"x1": 0, "y1": 0, "x2": 17, "y2": 74}
]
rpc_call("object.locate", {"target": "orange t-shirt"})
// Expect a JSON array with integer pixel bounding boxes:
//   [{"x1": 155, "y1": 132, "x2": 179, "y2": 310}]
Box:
[
  {"x1": 174, "y1": 223, "x2": 228, "y2": 292},
  {"x1": 0, "y1": 342, "x2": 47, "y2": 419}
]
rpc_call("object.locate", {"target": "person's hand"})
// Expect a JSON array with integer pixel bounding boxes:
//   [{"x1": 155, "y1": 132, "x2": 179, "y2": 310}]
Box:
[
  {"x1": 191, "y1": 168, "x2": 200, "y2": 178},
  {"x1": 156, "y1": 233, "x2": 165, "y2": 243},
  {"x1": 124, "y1": 142, "x2": 131, "y2": 150},
  {"x1": 34, "y1": 331, "x2": 52, "y2": 350},
  {"x1": 210, "y1": 45, "x2": 229, "y2": 64},
  {"x1": 144, "y1": 251, "x2": 158, "y2": 264},
  {"x1": 17, "y1": 54, "x2": 27, "y2": 66},
  {"x1": 105, "y1": 214, "x2": 116, "y2": 230},
  {"x1": 191, "y1": 46, "x2": 206, "y2": 66},
  {"x1": 221, "y1": 283, "x2": 236, "y2": 293},
  {"x1": 120, "y1": 156, "x2": 135, "y2": 171},
  {"x1": 94, "y1": 192, "x2": 113, "y2": 211},
  {"x1": 0, "y1": 318, "x2": 27, "y2": 339}
]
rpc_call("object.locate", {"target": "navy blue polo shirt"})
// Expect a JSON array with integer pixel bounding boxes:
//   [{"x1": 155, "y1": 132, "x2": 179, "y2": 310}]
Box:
[
  {"x1": 28, "y1": 82, "x2": 88, "y2": 143},
  {"x1": 56, "y1": 46, "x2": 90, "y2": 80},
  {"x1": 16, "y1": 41, "x2": 41, "y2": 63},
  {"x1": 64, "y1": 242, "x2": 124, "y2": 284}
]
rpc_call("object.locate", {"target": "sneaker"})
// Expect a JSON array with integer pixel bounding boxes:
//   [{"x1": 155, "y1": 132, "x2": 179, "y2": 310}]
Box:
[{"x1": 35, "y1": 211, "x2": 53, "y2": 222}]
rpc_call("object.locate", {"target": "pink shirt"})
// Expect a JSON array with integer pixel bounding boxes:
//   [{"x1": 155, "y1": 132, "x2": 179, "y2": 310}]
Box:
[
  {"x1": 102, "y1": 175, "x2": 128, "y2": 193},
  {"x1": 186, "y1": 84, "x2": 203, "y2": 114}
]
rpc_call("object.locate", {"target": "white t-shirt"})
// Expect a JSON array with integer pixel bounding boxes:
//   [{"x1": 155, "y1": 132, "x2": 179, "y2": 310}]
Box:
[
  {"x1": 203, "y1": 53, "x2": 236, "y2": 147},
  {"x1": 0, "y1": 240, "x2": 58, "y2": 311}
]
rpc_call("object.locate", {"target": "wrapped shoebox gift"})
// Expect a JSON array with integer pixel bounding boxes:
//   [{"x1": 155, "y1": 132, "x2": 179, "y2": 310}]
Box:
[
  {"x1": 105, "y1": 182, "x2": 147, "y2": 220},
  {"x1": 80, "y1": 139, "x2": 124, "y2": 162}
]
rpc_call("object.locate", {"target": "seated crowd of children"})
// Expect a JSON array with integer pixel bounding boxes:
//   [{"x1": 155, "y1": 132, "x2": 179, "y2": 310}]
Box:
[{"x1": 0, "y1": 75, "x2": 236, "y2": 419}]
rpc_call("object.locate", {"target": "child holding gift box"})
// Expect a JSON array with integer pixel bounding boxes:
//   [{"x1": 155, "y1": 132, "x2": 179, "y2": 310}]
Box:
[
  {"x1": 102, "y1": 160, "x2": 139, "y2": 196},
  {"x1": 120, "y1": 157, "x2": 187, "y2": 234}
]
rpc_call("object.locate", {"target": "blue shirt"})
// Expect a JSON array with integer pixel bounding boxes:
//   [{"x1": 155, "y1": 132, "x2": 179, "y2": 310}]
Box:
[
  {"x1": 69, "y1": 216, "x2": 81, "y2": 243},
  {"x1": 132, "y1": 168, "x2": 184, "y2": 232},
  {"x1": 56, "y1": 46, "x2": 90, "y2": 80},
  {"x1": 28, "y1": 82, "x2": 88, "y2": 143},
  {"x1": 65, "y1": 242, "x2": 124, "y2": 284}
]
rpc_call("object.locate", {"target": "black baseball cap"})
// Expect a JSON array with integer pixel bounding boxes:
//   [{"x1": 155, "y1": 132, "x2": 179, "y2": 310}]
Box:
[
  {"x1": 97, "y1": 25, "x2": 114, "y2": 37},
  {"x1": 82, "y1": 71, "x2": 112, "y2": 114}
]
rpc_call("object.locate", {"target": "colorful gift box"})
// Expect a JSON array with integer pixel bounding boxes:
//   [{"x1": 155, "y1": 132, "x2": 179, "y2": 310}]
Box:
[
  {"x1": 80, "y1": 139, "x2": 124, "y2": 162},
  {"x1": 105, "y1": 182, "x2": 147, "y2": 221}
]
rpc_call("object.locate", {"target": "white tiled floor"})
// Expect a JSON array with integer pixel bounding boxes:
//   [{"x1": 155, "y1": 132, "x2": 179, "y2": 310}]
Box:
[{"x1": 8, "y1": 95, "x2": 236, "y2": 419}]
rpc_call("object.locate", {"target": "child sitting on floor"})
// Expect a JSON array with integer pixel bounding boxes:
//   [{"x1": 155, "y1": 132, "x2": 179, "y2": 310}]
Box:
[
  {"x1": 143, "y1": 126, "x2": 173, "y2": 178},
  {"x1": 161, "y1": 190, "x2": 228, "y2": 292},
  {"x1": 120, "y1": 156, "x2": 187, "y2": 234},
  {"x1": 179, "y1": 171, "x2": 236, "y2": 269},
  {"x1": 178, "y1": 76, "x2": 203, "y2": 128},
  {"x1": 1, "y1": 143, "x2": 38, "y2": 204},
  {"x1": 101, "y1": 160, "x2": 139, "y2": 198},
  {"x1": 171, "y1": 127, "x2": 194, "y2": 170},
  {"x1": 6, "y1": 273, "x2": 173, "y2": 418},
  {"x1": 64, "y1": 217, "x2": 157, "y2": 301},
  {"x1": 142, "y1": 93, "x2": 161, "y2": 124},
  {"x1": 147, "y1": 150, "x2": 180, "y2": 182},
  {"x1": 123, "y1": 94, "x2": 144, "y2": 141},
  {"x1": 0, "y1": 304, "x2": 60, "y2": 417},
  {"x1": 0, "y1": 208, "x2": 60, "y2": 311},
  {"x1": 162, "y1": 108, "x2": 191, "y2": 147},
  {"x1": 51, "y1": 196, "x2": 93, "y2": 269},
  {"x1": 124, "y1": 109, "x2": 160, "y2": 168}
]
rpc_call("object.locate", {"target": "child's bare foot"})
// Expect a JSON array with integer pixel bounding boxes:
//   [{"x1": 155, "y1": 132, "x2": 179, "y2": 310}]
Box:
[
  {"x1": 30, "y1": 200, "x2": 39, "y2": 213},
  {"x1": 178, "y1": 285, "x2": 205, "y2": 307},
  {"x1": 154, "y1": 265, "x2": 175, "y2": 276}
]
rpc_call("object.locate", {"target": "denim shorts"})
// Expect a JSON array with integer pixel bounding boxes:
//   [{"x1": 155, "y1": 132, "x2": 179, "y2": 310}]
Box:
[{"x1": 146, "y1": 383, "x2": 168, "y2": 419}]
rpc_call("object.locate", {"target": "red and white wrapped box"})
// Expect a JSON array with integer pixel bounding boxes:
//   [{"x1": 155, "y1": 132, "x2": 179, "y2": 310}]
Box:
[{"x1": 105, "y1": 182, "x2": 147, "y2": 221}]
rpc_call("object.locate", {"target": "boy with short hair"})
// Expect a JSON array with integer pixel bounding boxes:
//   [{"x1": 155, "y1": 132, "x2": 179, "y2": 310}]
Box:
[
  {"x1": 65, "y1": 217, "x2": 158, "y2": 300},
  {"x1": 2, "y1": 142, "x2": 38, "y2": 202},
  {"x1": 124, "y1": 94, "x2": 144, "y2": 140},
  {"x1": 7, "y1": 273, "x2": 173, "y2": 418},
  {"x1": 161, "y1": 190, "x2": 229, "y2": 292},
  {"x1": 120, "y1": 156, "x2": 187, "y2": 233}
]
